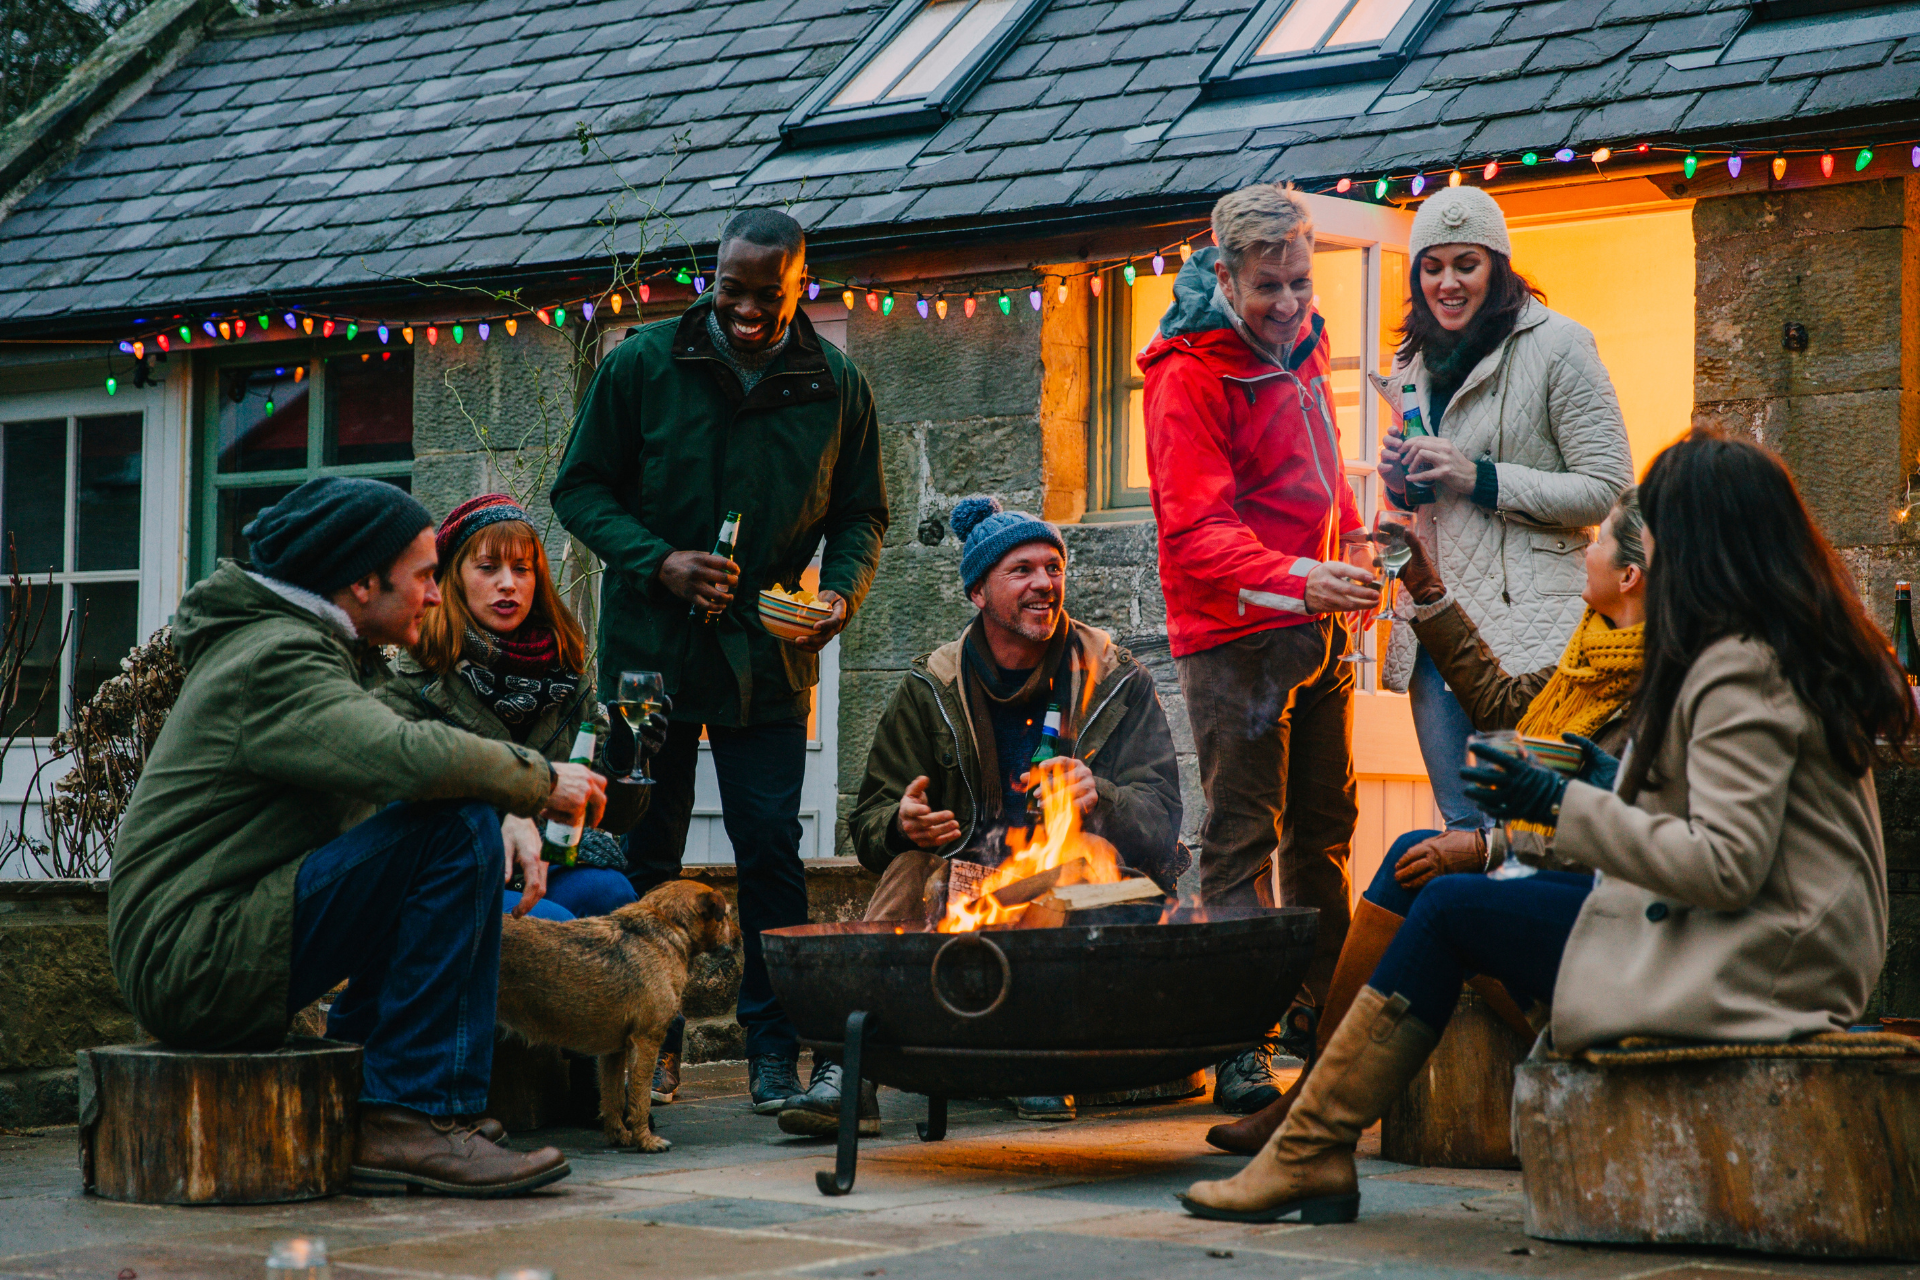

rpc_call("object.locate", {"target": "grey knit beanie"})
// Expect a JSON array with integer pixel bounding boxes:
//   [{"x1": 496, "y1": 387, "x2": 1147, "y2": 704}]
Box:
[
  {"x1": 244, "y1": 477, "x2": 434, "y2": 594},
  {"x1": 952, "y1": 496, "x2": 1066, "y2": 593},
  {"x1": 1410, "y1": 186, "x2": 1511, "y2": 260}
]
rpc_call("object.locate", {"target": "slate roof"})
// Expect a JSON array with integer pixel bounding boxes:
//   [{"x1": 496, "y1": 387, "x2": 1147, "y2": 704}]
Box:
[{"x1": 4, "y1": 0, "x2": 1920, "y2": 332}]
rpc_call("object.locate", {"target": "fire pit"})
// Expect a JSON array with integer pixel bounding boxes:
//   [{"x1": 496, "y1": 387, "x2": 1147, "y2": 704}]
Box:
[{"x1": 763, "y1": 907, "x2": 1316, "y2": 1194}]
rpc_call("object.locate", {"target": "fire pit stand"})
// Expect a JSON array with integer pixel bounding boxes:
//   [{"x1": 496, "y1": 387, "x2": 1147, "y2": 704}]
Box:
[{"x1": 763, "y1": 910, "x2": 1318, "y2": 1197}]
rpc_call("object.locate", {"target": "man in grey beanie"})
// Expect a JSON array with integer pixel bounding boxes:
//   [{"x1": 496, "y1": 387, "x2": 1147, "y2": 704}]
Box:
[
  {"x1": 822, "y1": 496, "x2": 1183, "y2": 1128},
  {"x1": 110, "y1": 477, "x2": 606, "y2": 1198}
]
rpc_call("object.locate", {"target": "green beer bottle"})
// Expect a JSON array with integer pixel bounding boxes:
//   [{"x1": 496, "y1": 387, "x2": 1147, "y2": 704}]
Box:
[
  {"x1": 691, "y1": 509, "x2": 743, "y2": 622},
  {"x1": 1400, "y1": 384, "x2": 1436, "y2": 507},
  {"x1": 540, "y1": 721, "x2": 597, "y2": 866},
  {"x1": 1024, "y1": 703, "x2": 1063, "y2": 824}
]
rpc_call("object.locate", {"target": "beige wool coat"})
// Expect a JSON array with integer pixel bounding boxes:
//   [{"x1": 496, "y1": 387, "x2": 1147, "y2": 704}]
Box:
[
  {"x1": 1384, "y1": 300, "x2": 1633, "y2": 690},
  {"x1": 1549, "y1": 636, "x2": 1888, "y2": 1052}
]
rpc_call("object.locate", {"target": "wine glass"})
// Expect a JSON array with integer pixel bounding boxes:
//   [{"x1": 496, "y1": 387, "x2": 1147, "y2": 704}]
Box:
[
  {"x1": 1371, "y1": 507, "x2": 1416, "y2": 610},
  {"x1": 1465, "y1": 729, "x2": 1539, "y2": 880},
  {"x1": 1337, "y1": 534, "x2": 1380, "y2": 665},
  {"x1": 614, "y1": 670, "x2": 666, "y2": 785}
]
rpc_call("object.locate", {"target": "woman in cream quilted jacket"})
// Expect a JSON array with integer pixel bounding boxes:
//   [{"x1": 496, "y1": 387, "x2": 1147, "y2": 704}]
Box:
[{"x1": 1378, "y1": 186, "x2": 1633, "y2": 833}]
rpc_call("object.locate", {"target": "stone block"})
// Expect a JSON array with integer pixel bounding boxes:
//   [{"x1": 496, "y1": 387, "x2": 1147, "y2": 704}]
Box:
[
  {"x1": 409, "y1": 449, "x2": 490, "y2": 524},
  {"x1": 836, "y1": 666, "x2": 911, "y2": 797},
  {"x1": 1692, "y1": 177, "x2": 1913, "y2": 246},
  {"x1": 880, "y1": 424, "x2": 924, "y2": 549},
  {"x1": 682, "y1": 947, "x2": 743, "y2": 1020},
  {"x1": 1062, "y1": 517, "x2": 1158, "y2": 566},
  {"x1": 925, "y1": 415, "x2": 1043, "y2": 498},
  {"x1": 0, "y1": 882, "x2": 137, "y2": 1073},
  {"x1": 0, "y1": 1065, "x2": 78, "y2": 1127},
  {"x1": 684, "y1": 1014, "x2": 745, "y2": 1064},
  {"x1": 411, "y1": 321, "x2": 577, "y2": 456},
  {"x1": 837, "y1": 544, "x2": 974, "y2": 670},
  {"x1": 852, "y1": 277, "x2": 1044, "y2": 424}
]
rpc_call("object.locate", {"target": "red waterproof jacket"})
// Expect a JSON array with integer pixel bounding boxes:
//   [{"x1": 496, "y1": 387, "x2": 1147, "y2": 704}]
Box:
[{"x1": 1138, "y1": 249, "x2": 1360, "y2": 659}]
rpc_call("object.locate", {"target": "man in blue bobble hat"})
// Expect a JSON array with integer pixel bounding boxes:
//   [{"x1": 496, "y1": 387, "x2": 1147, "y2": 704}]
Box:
[{"x1": 817, "y1": 496, "x2": 1183, "y2": 1128}]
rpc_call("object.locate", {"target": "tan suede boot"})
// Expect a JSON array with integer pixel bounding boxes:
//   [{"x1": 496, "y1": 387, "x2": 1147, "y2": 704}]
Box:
[
  {"x1": 1179, "y1": 987, "x2": 1438, "y2": 1222},
  {"x1": 1205, "y1": 898, "x2": 1405, "y2": 1154}
]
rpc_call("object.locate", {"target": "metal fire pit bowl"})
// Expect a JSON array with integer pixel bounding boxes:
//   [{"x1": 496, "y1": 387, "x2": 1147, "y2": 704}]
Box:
[{"x1": 763, "y1": 908, "x2": 1317, "y2": 1195}]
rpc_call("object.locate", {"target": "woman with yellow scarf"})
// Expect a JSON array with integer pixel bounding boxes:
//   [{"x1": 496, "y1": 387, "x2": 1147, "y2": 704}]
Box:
[{"x1": 1207, "y1": 486, "x2": 1645, "y2": 1155}]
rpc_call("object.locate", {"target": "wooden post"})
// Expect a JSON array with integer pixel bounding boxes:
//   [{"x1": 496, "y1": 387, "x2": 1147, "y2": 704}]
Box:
[
  {"x1": 1381, "y1": 988, "x2": 1529, "y2": 1168},
  {"x1": 79, "y1": 1038, "x2": 360, "y2": 1204},
  {"x1": 1513, "y1": 1054, "x2": 1920, "y2": 1259}
]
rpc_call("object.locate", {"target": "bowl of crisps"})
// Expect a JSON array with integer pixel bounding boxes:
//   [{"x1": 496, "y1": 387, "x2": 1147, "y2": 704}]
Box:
[{"x1": 759, "y1": 586, "x2": 834, "y2": 643}]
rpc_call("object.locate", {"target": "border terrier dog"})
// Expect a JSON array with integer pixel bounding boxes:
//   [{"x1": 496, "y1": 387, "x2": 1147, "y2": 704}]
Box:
[{"x1": 497, "y1": 880, "x2": 737, "y2": 1152}]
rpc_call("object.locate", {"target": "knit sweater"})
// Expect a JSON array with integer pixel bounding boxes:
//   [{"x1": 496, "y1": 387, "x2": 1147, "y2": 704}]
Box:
[{"x1": 706, "y1": 309, "x2": 792, "y2": 394}]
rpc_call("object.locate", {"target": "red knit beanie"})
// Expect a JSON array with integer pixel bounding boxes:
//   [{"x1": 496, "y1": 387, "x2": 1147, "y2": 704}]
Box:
[{"x1": 436, "y1": 493, "x2": 529, "y2": 573}]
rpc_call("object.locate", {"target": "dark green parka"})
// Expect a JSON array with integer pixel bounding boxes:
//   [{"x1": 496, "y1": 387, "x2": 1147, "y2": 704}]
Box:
[
  {"x1": 550, "y1": 300, "x2": 888, "y2": 726},
  {"x1": 109, "y1": 564, "x2": 553, "y2": 1050}
]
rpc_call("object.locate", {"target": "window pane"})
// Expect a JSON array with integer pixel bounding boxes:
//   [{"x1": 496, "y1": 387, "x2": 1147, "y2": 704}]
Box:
[
  {"x1": 3, "y1": 419, "x2": 66, "y2": 576},
  {"x1": 69, "y1": 580, "x2": 138, "y2": 718},
  {"x1": 326, "y1": 351, "x2": 413, "y2": 466},
  {"x1": 2, "y1": 583, "x2": 63, "y2": 737},
  {"x1": 217, "y1": 484, "x2": 299, "y2": 564},
  {"x1": 1257, "y1": 0, "x2": 1349, "y2": 55},
  {"x1": 1311, "y1": 246, "x2": 1365, "y2": 459},
  {"x1": 1379, "y1": 250, "x2": 1408, "y2": 379},
  {"x1": 217, "y1": 366, "x2": 309, "y2": 473},
  {"x1": 1125, "y1": 387, "x2": 1150, "y2": 491},
  {"x1": 887, "y1": 0, "x2": 1017, "y2": 99},
  {"x1": 1129, "y1": 272, "x2": 1178, "y2": 359},
  {"x1": 1327, "y1": 0, "x2": 1416, "y2": 46},
  {"x1": 831, "y1": 0, "x2": 970, "y2": 107},
  {"x1": 76, "y1": 413, "x2": 142, "y2": 572}
]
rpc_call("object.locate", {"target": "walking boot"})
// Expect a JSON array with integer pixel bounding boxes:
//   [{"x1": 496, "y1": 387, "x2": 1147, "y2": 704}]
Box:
[
  {"x1": 454, "y1": 1115, "x2": 508, "y2": 1145},
  {"x1": 748, "y1": 1054, "x2": 805, "y2": 1115},
  {"x1": 1206, "y1": 897, "x2": 1405, "y2": 1153},
  {"x1": 350, "y1": 1106, "x2": 570, "y2": 1197},
  {"x1": 1179, "y1": 987, "x2": 1438, "y2": 1223},
  {"x1": 651, "y1": 1050, "x2": 681, "y2": 1105},
  {"x1": 777, "y1": 1063, "x2": 881, "y2": 1137}
]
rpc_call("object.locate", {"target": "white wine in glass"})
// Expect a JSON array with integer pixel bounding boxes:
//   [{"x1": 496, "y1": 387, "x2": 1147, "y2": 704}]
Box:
[
  {"x1": 614, "y1": 670, "x2": 667, "y2": 785},
  {"x1": 1373, "y1": 509, "x2": 1415, "y2": 579}
]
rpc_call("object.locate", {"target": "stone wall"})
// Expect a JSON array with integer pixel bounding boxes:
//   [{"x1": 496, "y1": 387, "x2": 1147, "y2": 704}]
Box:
[
  {"x1": 0, "y1": 880, "x2": 135, "y2": 1126},
  {"x1": 1694, "y1": 175, "x2": 1920, "y2": 1017},
  {"x1": 833, "y1": 268, "x2": 1199, "y2": 858}
]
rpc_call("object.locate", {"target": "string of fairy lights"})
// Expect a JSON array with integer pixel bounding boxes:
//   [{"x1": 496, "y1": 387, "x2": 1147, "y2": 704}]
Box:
[{"x1": 98, "y1": 133, "x2": 1920, "y2": 395}]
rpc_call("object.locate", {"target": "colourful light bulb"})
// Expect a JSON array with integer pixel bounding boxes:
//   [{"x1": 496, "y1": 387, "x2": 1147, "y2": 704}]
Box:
[
  {"x1": 1179, "y1": 242, "x2": 1192, "y2": 262},
  {"x1": 675, "y1": 267, "x2": 691, "y2": 284},
  {"x1": 1912, "y1": 145, "x2": 1920, "y2": 168},
  {"x1": 1856, "y1": 146, "x2": 1874, "y2": 172},
  {"x1": 118, "y1": 340, "x2": 133, "y2": 353},
  {"x1": 106, "y1": 377, "x2": 117, "y2": 395},
  {"x1": 1522, "y1": 152, "x2": 1538, "y2": 166},
  {"x1": 638, "y1": 284, "x2": 650, "y2": 303},
  {"x1": 218, "y1": 320, "x2": 232, "y2": 340},
  {"x1": 181, "y1": 326, "x2": 194, "y2": 344},
  {"x1": 1373, "y1": 176, "x2": 1388, "y2": 199},
  {"x1": 1683, "y1": 153, "x2": 1698, "y2": 179},
  {"x1": 322, "y1": 319, "x2": 335, "y2": 338},
  {"x1": 479, "y1": 323, "x2": 490, "y2": 341},
  {"x1": 132, "y1": 340, "x2": 143, "y2": 359},
  {"x1": 264, "y1": 398, "x2": 274, "y2": 415},
  {"x1": 257, "y1": 314, "x2": 269, "y2": 331},
  {"x1": 506, "y1": 318, "x2": 518, "y2": 337},
  {"x1": 203, "y1": 321, "x2": 217, "y2": 339},
  {"x1": 610, "y1": 292, "x2": 622, "y2": 314},
  {"x1": 1056, "y1": 282, "x2": 1067, "y2": 304},
  {"x1": 537, "y1": 309, "x2": 551, "y2": 326},
  {"x1": 864, "y1": 290, "x2": 879, "y2": 312},
  {"x1": 1090, "y1": 276, "x2": 1103, "y2": 297},
  {"x1": 453, "y1": 324, "x2": 463, "y2": 344},
  {"x1": 916, "y1": 295, "x2": 928, "y2": 318},
  {"x1": 693, "y1": 276, "x2": 706, "y2": 292},
  {"x1": 1151, "y1": 253, "x2": 1165, "y2": 275},
  {"x1": 1483, "y1": 159, "x2": 1499, "y2": 180},
  {"x1": 1410, "y1": 174, "x2": 1426, "y2": 196},
  {"x1": 1029, "y1": 288, "x2": 1041, "y2": 311},
  {"x1": 402, "y1": 325, "x2": 414, "y2": 344},
  {"x1": 936, "y1": 297, "x2": 948, "y2": 319},
  {"x1": 346, "y1": 322, "x2": 357, "y2": 340},
  {"x1": 1336, "y1": 178, "x2": 1352, "y2": 193},
  {"x1": 998, "y1": 293, "x2": 1011, "y2": 315},
  {"x1": 582, "y1": 301, "x2": 594, "y2": 322},
  {"x1": 1555, "y1": 148, "x2": 1574, "y2": 162},
  {"x1": 1592, "y1": 147, "x2": 1612, "y2": 164},
  {"x1": 1123, "y1": 261, "x2": 1137, "y2": 286},
  {"x1": 283, "y1": 312, "x2": 296, "y2": 330},
  {"x1": 1449, "y1": 168, "x2": 1462, "y2": 187},
  {"x1": 557, "y1": 306, "x2": 568, "y2": 326},
  {"x1": 1728, "y1": 154, "x2": 1742, "y2": 178},
  {"x1": 843, "y1": 289, "x2": 856, "y2": 310},
  {"x1": 1773, "y1": 154, "x2": 1787, "y2": 180},
  {"x1": 157, "y1": 334, "x2": 170, "y2": 353},
  {"x1": 807, "y1": 279, "x2": 819, "y2": 301},
  {"x1": 881, "y1": 294, "x2": 894, "y2": 316},
  {"x1": 234, "y1": 318, "x2": 247, "y2": 338},
  {"x1": 1820, "y1": 152, "x2": 1835, "y2": 178},
  {"x1": 303, "y1": 317, "x2": 314, "y2": 334},
  {"x1": 293, "y1": 365, "x2": 304, "y2": 382},
  {"x1": 963, "y1": 296, "x2": 976, "y2": 318}
]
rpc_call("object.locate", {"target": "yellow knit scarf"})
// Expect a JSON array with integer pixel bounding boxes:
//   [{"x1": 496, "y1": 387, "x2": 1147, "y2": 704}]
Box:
[{"x1": 1515, "y1": 609, "x2": 1644, "y2": 741}]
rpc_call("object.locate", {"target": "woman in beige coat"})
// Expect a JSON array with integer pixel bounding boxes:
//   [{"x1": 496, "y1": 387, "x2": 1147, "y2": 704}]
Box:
[
  {"x1": 1378, "y1": 186, "x2": 1633, "y2": 832},
  {"x1": 1181, "y1": 432, "x2": 1912, "y2": 1225}
]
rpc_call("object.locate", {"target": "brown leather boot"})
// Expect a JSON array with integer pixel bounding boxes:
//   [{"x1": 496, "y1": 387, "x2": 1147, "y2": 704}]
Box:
[
  {"x1": 350, "y1": 1105, "x2": 570, "y2": 1197},
  {"x1": 454, "y1": 1115, "x2": 507, "y2": 1145},
  {"x1": 1205, "y1": 897, "x2": 1405, "y2": 1154},
  {"x1": 1180, "y1": 987, "x2": 1438, "y2": 1222}
]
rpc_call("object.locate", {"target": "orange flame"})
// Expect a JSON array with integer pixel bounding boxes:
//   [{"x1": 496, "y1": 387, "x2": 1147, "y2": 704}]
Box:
[{"x1": 937, "y1": 762, "x2": 1122, "y2": 932}]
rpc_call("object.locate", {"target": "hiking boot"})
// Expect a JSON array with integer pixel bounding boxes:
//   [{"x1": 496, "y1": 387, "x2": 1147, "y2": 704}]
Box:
[
  {"x1": 454, "y1": 1115, "x2": 508, "y2": 1145},
  {"x1": 778, "y1": 1063, "x2": 880, "y2": 1137},
  {"x1": 349, "y1": 1106, "x2": 569, "y2": 1198},
  {"x1": 748, "y1": 1054, "x2": 804, "y2": 1115},
  {"x1": 1013, "y1": 1095, "x2": 1076, "y2": 1121},
  {"x1": 1213, "y1": 1036, "x2": 1285, "y2": 1115},
  {"x1": 651, "y1": 1050, "x2": 681, "y2": 1105}
]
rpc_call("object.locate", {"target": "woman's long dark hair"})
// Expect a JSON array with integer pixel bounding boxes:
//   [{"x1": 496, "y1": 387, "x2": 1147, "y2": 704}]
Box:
[
  {"x1": 1396, "y1": 248, "x2": 1545, "y2": 367},
  {"x1": 1621, "y1": 432, "x2": 1915, "y2": 798}
]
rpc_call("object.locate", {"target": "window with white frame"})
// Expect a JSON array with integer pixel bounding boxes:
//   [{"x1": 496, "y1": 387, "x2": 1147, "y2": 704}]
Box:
[
  {"x1": 1203, "y1": 0, "x2": 1449, "y2": 97},
  {"x1": 1, "y1": 409, "x2": 145, "y2": 735}
]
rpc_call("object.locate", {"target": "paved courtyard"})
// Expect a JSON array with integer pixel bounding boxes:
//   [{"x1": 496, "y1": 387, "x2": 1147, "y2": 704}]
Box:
[{"x1": 2, "y1": 1060, "x2": 1914, "y2": 1280}]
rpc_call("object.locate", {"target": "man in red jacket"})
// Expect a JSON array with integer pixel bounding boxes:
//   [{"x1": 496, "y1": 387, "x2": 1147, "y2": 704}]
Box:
[{"x1": 1140, "y1": 184, "x2": 1377, "y2": 1114}]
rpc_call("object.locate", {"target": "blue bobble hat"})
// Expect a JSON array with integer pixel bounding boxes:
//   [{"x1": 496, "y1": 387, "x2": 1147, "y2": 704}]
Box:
[{"x1": 952, "y1": 496, "x2": 1066, "y2": 593}]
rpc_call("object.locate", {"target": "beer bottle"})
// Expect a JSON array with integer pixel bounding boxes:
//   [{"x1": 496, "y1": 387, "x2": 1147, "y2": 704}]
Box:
[
  {"x1": 540, "y1": 721, "x2": 598, "y2": 866},
  {"x1": 690, "y1": 509, "x2": 743, "y2": 622},
  {"x1": 1400, "y1": 384, "x2": 1436, "y2": 507},
  {"x1": 1024, "y1": 703, "x2": 1063, "y2": 824},
  {"x1": 1897, "y1": 581, "x2": 1920, "y2": 686}
]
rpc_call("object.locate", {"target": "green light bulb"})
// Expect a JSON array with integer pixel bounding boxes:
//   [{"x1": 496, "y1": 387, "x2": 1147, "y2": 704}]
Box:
[
  {"x1": 179, "y1": 326, "x2": 191, "y2": 344},
  {"x1": 675, "y1": 267, "x2": 691, "y2": 284},
  {"x1": 1683, "y1": 153, "x2": 1698, "y2": 179},
  {"x1": 106, "y1": 377, "x2": 117, "y2": 395},
  {"x1": 347, "y1": 322, "x2": 358, "y2": 340},
  {"x1": 998, "y1": 293, "x2": 1011, "y2": 315},
  {"x1": 1373, "y1": 176, "x2": 1388, "y2": 199},
  {"x1": 453, "y1": 324, "x2": 463, "y2": 344},
  {"x1": 1856, "y1": 146, "x2": 1874, "y2": 172},
  {"x1": 554, "y1": 306, "x2": 566, "y2": 326},
  {"x1": 258, "y1": 314, "x2": 270, "y2": 330},
  {"x1": 881, "y1": 294, "x2": 895, "y2": 316},
  {"x1": 1523, "y1": 151, "x2": 1538, "y2": 166},
  {"x1": 1123, "y1": 262, "x2": 1137, "y2": 286},
  {"x1": 265, "y1": 399, "x2": 274, "y2": 414}
]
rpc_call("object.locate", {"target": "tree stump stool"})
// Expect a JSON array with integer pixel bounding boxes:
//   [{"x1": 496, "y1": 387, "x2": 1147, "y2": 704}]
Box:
[
  {"x1": 1382, "y1": 988, "x2": 1530, "y2": 1168},
  {"x1": 1512, "y1": 1041, "x2": 1920, "y2": 1259},
  {"x1": 79, "y1": 1038, "x2": 361, "y2": 1204}
]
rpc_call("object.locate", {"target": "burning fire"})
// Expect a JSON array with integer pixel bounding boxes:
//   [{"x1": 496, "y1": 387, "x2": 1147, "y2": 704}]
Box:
[{"x1": 937, "y1": 762, "x2": 1122, "y2": 932}]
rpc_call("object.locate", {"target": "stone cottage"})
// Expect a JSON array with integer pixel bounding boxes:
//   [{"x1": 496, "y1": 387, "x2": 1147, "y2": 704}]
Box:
[{"x1": 0, "y1": 0, "x2": 1916, "y2": 1025}]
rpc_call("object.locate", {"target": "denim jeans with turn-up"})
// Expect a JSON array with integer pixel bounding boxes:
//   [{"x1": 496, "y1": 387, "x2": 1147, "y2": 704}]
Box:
[{"x1": 286, "y1": 800, "x2": 506, "y2": 1117}]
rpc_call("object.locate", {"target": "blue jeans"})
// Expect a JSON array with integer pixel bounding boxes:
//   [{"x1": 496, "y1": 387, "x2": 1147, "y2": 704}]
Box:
[
  {"x1": 503, "y1": 866, "x2": 640, "y2": 920},
  {"x1": 1366, "y1": 829, "x2": 1592, "y2": 1034},
  {"x1": 287, "y1": 801, "x2": 504, "y2": 1116},
  {"x1": 1409, "y1": 644, "x2": 1484, "y2": 831},
  {"x1": 626, "y1": 716, "x2": 809, "y2": 1059}
]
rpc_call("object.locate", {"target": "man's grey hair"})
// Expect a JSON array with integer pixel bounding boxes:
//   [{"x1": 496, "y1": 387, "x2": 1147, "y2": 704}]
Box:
[{"x1": 1211, "y1": 184, "x2": 1314, "y2": 275}]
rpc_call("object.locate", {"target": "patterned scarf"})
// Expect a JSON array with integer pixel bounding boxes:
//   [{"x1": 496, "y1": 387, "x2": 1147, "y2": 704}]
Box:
[
  {"x1": 1516, "y1": 608, "x2": 1644, "y2": 741},
  {"x1": 458, "y1": 624, "x2": 578, "y2": 731}
]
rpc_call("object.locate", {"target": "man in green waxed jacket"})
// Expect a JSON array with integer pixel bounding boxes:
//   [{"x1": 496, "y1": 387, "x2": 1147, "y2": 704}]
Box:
[
  {"x1": 110, "y1": 479, "x2": 604, "y2": 1197},
  {"x1": 551, "y1": 207, "x2": 887, "y2": 1115}
]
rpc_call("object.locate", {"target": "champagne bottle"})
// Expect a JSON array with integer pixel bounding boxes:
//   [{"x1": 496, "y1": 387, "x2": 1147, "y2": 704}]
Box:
[
  {"x1": 690, "y1": 509, "x2": 743, "y2": 622},
  {"x1": 1897, "y1": 581, "x2": 1919, "y2": 686},
  {"x1": 1024, "y1": 703, "x2": 1063, "y2": 824},
  {"x1": 540, "y1": 721, "x2": 597, "y2": 866},
  {"x1": 1400, "y1": 384, "x2": 1436, "y2": 507}
]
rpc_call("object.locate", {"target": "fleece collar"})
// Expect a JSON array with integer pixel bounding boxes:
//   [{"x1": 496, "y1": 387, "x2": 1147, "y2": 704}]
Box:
[{"x1": 245, "y1": 571, "x2": 358, "y2": 640}]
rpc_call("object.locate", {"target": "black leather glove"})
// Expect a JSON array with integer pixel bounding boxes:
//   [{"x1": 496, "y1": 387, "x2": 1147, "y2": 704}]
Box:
[
  {"x1": 637, "y1": 692, "x2": 671, "y2": 759},
  {"x1": 1462, "y1": 743, "x2": 1567, "y2": 826},
  {"x1": 1564, "y1": 733, "x2": 1618, "y2": 792},
  {"x1": 601, "y1": 692, "x2": 672, "y2": 777}
]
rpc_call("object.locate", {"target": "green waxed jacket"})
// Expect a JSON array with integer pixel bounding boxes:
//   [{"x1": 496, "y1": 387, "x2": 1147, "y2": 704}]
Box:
[
  {"x1": 551, "y1": 300, "x2": 887, "y2": 726},
  {"x1": 108, "y1": 563, "x2": 554, "y2": 1051}
]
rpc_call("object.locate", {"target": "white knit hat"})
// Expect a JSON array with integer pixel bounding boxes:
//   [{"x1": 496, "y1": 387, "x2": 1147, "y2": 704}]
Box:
[{"x1": 1409, "y1": 186, "x2": 1511, "y2": 260}]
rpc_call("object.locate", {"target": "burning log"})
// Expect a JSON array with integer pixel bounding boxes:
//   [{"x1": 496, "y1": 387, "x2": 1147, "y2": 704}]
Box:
[
  {"x1": 939, "y1": 767, "x2": 1131, "y2": 932},
  {"x1": 1018, "y1": 875, "x2": 1166, "y2": 929}
]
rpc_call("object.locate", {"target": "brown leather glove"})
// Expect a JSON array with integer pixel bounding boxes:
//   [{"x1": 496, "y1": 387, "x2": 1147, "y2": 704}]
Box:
[
  {"x1": 1393, "y1": 828, "x2": 1487, "y2": 889},
  {"x1": 1396, "y1": 527, "x2": 1446, "y2": 606}
]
